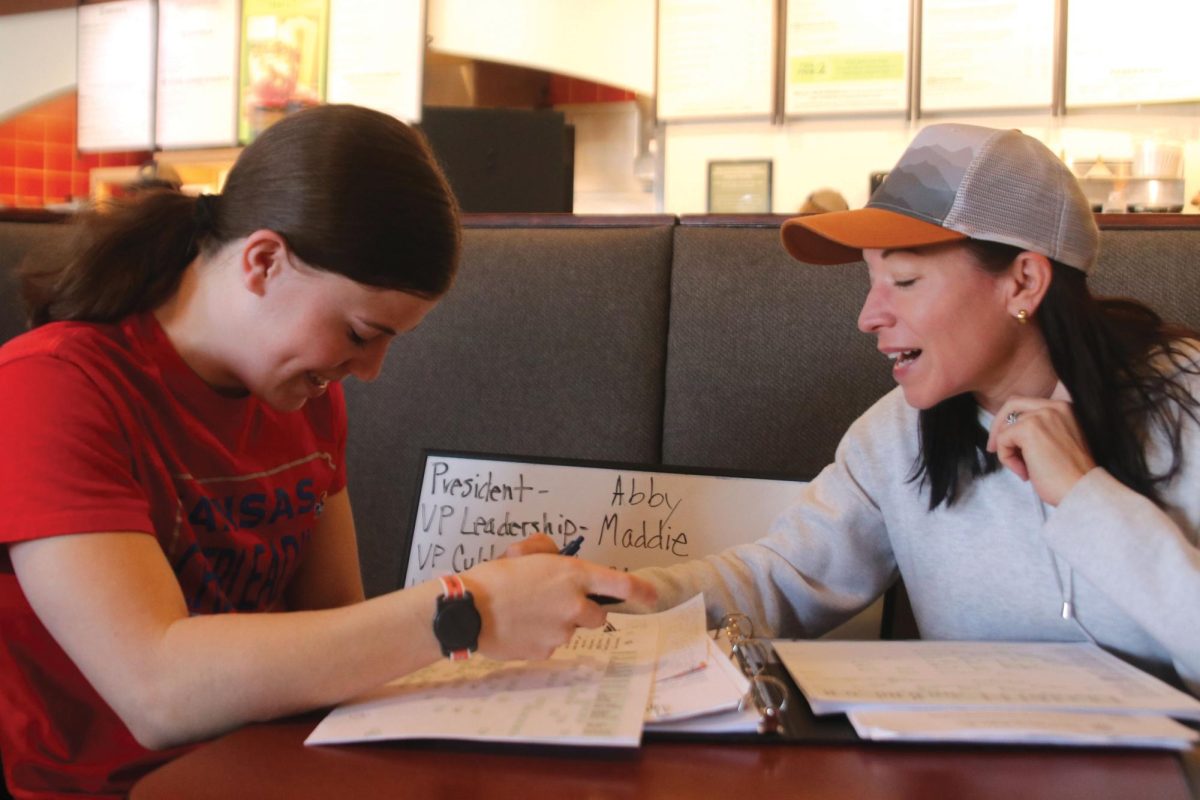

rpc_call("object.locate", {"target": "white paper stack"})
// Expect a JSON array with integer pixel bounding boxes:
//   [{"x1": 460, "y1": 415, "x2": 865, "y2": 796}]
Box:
[{"x1": 774, "y1": 640, "x2": 1200, "y2": 749}]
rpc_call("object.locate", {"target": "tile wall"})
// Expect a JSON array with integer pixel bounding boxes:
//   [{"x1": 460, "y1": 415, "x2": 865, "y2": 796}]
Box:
[
  {"x1": 0, "y1": 79, "x2": 630, "y2": 209},
  {"x1": 0, "y1": 90, "x2": 151, "y2": 209}
]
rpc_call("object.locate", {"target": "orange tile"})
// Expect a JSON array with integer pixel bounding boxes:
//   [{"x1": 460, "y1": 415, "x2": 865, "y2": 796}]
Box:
[
  {"x1": 45, "y1": 143, "x2": 71, "y2": 171},
  {"x1": 16, "y1": 195, "x2": 43, "y2": 209},
  {"x1": 72, "y1": 175, "x2": 90, "y2": 199},
  {"x1": 45, "y1": 116, "x2": 74, "y2": 145},
  {"x1": 0, "y1": 169, "x2": 13, "y2": 193},
  {"x1": 45, "y1": 173, "x2": 71, "y2": 202},
  {"x1": 14, "y1": 114, "x2": 45, "y2": 142},
  {"x1": 0, "y1": 119, "x2": 16, "y2": 139},
  {"x1": 76, "y1": 152, "x2": 100, "y2": 170},
  {"x1": 0, "y1": 139, "x2": 13, "y2": 168},
  {"x1": 16, "y1": 169, "x2": 42, "y2": 196},
  {"x1": 44, "y1": 93, "x2": 76, "y2": 116},
  {"x1": 15, "y1": 142, "x2": 43, "y2": 169},
  {"x1": 0, "y1": 194, "x2": 14, "y2": 208}
]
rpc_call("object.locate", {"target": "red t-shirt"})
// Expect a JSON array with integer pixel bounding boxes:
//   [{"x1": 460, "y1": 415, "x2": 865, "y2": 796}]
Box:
[{"x1": 0, "y1": 313, "x2": 347, "y2": 799}]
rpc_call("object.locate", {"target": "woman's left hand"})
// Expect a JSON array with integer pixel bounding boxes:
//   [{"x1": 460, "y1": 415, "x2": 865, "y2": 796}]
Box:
[{"x1": 986, "y1": 384, "x2": 1096, "y2": 506}]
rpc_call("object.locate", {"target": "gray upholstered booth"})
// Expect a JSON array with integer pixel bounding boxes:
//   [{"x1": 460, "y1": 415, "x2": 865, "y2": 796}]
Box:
[{"x1": 2, "y1": 212, "x2": 1199, "y2": 607}]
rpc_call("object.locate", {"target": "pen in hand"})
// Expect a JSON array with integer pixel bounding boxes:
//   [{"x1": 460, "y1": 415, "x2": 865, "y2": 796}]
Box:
[{"x1": 558, "y1": 536, "x2": 621, "y2": 605}]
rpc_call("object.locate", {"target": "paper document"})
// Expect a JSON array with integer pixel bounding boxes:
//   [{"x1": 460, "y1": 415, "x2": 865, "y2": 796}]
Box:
[
  {"x1": 644, "y1": 637, "x2": 749, "y2": 723},
  {"x1": 847, "y1": 709, "x2": 1200, "y2": 750},
  {"x1": 774, "y1": 640, "x2": 1200, "y2": 720},
  {"x1": 306, "y1": 627, "x2": 657, "y2": 748},
  {"x1": 607, "y1": 593, "x2": 709, "y2": 680}
]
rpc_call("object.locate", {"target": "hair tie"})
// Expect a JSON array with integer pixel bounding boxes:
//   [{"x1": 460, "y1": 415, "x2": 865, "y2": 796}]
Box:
[{"x1": 193, "y1": 193, "x2": 219, "y2": 234}]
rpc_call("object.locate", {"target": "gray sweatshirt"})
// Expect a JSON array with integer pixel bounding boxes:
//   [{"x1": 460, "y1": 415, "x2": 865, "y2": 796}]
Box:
[{"x1": 639, "y1": 373, "x2": 1200, "y2": 696}]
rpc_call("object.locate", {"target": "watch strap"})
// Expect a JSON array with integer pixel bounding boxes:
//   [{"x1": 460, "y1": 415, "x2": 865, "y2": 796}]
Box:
[{"x1": 438, "y1": 574, "x2": 475, "y2": 661}]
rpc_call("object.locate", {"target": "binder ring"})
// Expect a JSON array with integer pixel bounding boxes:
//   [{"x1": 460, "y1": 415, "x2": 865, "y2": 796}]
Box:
[
  {"x1": 716, "y1": 612, "x2": 754, "y2": 642},
  {"x1": 739, "y1": 674, "x2": 789, "y2": 734}
]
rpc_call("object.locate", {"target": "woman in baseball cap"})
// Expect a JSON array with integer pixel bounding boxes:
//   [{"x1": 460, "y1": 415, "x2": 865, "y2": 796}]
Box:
[{"x1": 635, "y1": 123, "x2": 1200, "y2": 697}]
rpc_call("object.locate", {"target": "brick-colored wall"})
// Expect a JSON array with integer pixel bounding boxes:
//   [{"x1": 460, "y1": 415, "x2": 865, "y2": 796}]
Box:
[{"x1": 549, "y1": 75, "x2": 636, "y2": 106}]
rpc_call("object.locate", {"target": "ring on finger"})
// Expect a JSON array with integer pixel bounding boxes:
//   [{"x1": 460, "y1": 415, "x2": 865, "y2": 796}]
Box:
[{"x1": 1005, "y1": 411, "x2": 1021, "y2": 426}]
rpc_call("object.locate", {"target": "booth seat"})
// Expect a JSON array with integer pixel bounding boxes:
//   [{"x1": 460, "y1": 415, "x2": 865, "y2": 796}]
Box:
[{"x1": 2, "y1": 213, "x2": 1199, "y2": 610}]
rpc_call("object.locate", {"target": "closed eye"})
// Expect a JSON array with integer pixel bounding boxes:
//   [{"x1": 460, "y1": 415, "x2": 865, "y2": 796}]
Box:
[
  {"x1": 347, "y1": 328, "x2": 369, "y2": 347},
  {"x1": 894, "y1": 278, "x2": 917, "y2": 288}
]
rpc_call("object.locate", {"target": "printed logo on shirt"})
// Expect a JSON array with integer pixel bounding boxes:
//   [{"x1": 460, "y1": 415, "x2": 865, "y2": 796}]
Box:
[{"x1": 170, "y1": 452, "x2": 336, "y2": 615}]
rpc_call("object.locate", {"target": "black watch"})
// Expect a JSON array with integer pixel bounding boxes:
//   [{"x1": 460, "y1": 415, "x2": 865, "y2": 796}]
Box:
[{"x1": 433, "y1": 574, "x2": 481, "y2": 661}]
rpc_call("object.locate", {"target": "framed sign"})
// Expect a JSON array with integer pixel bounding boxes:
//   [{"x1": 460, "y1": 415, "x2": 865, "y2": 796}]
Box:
[
  {"x1": 239, "y1": 0, "x2": 330, "y2": 143},
  {"x1": 77, "y1": 0, "x2": 156, "y2": 152},
  {"x1": 920, "y1": 0, "x2": 1053, "y2": 113},
  {"x1": 157, "y1": 0, "x2": 240, "y2": 149},
  {"x1": 657, "y1": 0, "x2": 775, "y2": 121},
  {"x1": 707, "y1": 160, "x2": 773, "y2": 213},
  {"x1": 1067, "y1": 0, "x2": 1200, "y2": 107},
  {"x1": 328, "y1": 0, "x2": 424, "y2": 122},
  {"x1": 784, "y1": 0, "x2": 908, "y2": 116}
]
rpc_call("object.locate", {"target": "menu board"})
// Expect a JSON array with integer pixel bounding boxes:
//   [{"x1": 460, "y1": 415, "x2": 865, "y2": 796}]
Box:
[
  {"x1": 427, "y1": 0, "x2": 655, "y2": 98},
  {"x1": 77, "y1": 0, "x2": 156, "y2": 152},
  {"x1": 657, "y1": 0, "x2": 775, "y2": 121},
  {"x1": 1067, "y1": 0, "x2": 1200, "y2": 108},
  {"x1": 156, "y1": 0, "x2": 239, "y2": 149},
  {"x1": 921, "y1": 0, "x2": 1053, "y2": 112},
  {"x1": 239, "y1": 0, "x2": 329, "y2": 143},
  {"x1": 328, "y1": 0, "x2": 424, "y2": 122},
  {"x1": 784, "y1": 0, "x2": 908, "y2": 115}
]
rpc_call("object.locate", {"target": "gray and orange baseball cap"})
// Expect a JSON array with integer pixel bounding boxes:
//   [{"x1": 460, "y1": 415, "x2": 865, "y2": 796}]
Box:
[{"x1": 781, "y1": 123, "x2": 1100, "y2": 273}]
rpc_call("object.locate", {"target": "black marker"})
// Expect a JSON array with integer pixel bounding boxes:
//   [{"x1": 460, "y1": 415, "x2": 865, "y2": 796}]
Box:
[{"x1": 558, "y1": 536, "x2": 622, "y2": 605}]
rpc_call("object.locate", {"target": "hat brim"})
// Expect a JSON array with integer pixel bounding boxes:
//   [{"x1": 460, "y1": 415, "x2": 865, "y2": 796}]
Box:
[{"x1": 781, "y1": 208, "x2": 967, "y2": 264}]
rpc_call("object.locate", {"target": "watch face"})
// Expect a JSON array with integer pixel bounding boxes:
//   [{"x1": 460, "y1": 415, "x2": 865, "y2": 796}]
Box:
[{"x1": 434, "y1": 593, "x2": 482, "y2": 654}]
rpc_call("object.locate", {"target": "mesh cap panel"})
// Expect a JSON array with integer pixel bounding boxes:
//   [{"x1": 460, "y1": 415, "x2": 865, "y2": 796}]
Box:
[{"x1": 944, "y1": 129, "x2": 1099, "y2": 271}]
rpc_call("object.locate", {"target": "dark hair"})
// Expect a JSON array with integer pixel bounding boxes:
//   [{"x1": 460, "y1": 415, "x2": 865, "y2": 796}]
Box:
[
  {"x1": 20, "y1": 104, "x2": 460, "y2": 327},
  {"x1": 913, "y1": 239, "x2": 1200, "y2": 510}
]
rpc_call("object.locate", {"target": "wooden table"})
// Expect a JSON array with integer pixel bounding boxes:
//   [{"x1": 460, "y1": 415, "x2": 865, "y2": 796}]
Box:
[{"x1": 130, "y1": 715, "x2": 1197, "y2": 800}]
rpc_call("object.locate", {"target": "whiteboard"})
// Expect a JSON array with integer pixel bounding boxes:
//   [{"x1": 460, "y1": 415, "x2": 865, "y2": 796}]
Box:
[{"x1": 402, "y1": 452, "x2": 805, "y2": 588}]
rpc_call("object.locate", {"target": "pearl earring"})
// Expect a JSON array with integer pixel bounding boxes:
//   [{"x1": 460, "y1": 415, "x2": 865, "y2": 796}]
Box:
[{"x1": 1015, "y1": 309, "x2": 1029, "y2": 324}]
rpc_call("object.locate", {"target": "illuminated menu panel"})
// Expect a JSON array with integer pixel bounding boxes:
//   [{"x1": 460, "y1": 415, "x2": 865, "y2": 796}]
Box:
[
  {"x1": 427, "y1": 0, "x2": 654, "y2": 97},
  {"x1": 156, "y1": 0, "x2": 239, "y2": 149},
  {"x1": 921, "y1": 0, "x2": 1053, "y2": 112},
  {"x1": 78, "y1": 0, "x2": 156, "y2": 152},
  {"x1": 327, "y1": 0, "x2": 424, "y2": 122},
  {"x1": 1068, "y1": 0, "x2": 1200, "y2": 107},
  {"x1": 784, "y1": 0, "x2": 908, "y2": 115},
  {"x1": 657, "y1": 0, "x2": 775, "y2": 121},
  {"x1": 238, "y1": 0, "x2": 329, "y2": 144}
]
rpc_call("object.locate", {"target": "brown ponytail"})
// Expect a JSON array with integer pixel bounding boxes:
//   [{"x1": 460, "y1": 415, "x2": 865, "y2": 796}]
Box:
[
  {"x1": 20, "y1": 190, "x2": 209, "y2": 327},
  {"x1": 21, "y1": 104, "x2": 460, "y2": 327}
]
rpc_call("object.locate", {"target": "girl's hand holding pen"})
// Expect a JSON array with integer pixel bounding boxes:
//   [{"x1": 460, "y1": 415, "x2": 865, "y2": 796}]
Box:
[
  {"x1": 465, "y1": 536, "x2": 656, "y2": 659},
  {"x1": 558, "y1": 536, "x2": 619, "y2": 604}
]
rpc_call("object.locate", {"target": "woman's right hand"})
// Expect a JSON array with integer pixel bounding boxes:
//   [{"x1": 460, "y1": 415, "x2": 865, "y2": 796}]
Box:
[{"x1": 462, "y1": 554, "x2": 656, "y2": 660}]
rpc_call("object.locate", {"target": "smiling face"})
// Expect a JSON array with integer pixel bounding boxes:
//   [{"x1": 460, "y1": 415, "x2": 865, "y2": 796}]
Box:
[
  {"x1": 858, "y1": 243, "x2": 1037, "y2": 412},
  {"x1": 231, "y1": 249, "x2": 440, "y2": 412}
]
